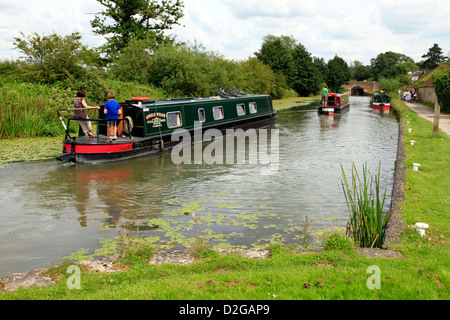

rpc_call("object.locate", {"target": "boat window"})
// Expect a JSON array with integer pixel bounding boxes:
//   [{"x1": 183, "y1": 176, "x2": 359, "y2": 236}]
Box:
[
  {"x1": 198, "y1": 108, "x2": 205, "y2": 123},
  {"x1": 213, "y1": 106, "x2": 224, "y2": 120},
  {"x1": 249, "y1": 102, "x2": 257, "y2": 114},
  {"x1": 236, "y1": 104, "x2": 246, "y2": 116},
  {"x1": 167, "y1": 112, "x2": 182, "y2": 128}
]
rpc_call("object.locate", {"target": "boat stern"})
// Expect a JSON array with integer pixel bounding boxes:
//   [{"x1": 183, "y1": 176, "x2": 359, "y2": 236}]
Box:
[{"x1": 56, "y1": 152, "x2": 76, "y2": 162}]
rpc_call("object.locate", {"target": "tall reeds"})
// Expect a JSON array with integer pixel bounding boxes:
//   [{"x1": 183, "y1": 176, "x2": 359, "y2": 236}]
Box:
[
  {"x1": 0, "y1": 81, "x2": 71, "y2": 138},
  {"x1": 341, "y1": 162, "x2": 391, "y2": 248},
  {"x1": 0, "y1": 79, "x2": 164, "y2": 139}
]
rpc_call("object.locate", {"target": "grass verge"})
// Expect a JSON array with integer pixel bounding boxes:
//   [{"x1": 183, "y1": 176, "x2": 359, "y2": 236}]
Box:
[{"x1": 272, "y1": 96, "x2": 320, "y2": 110}]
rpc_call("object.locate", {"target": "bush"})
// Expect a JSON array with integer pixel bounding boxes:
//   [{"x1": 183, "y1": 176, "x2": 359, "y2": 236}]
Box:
[
  {"x1": 112, "y1": 40, "x2": 288, "y2": 98},
  {"x1": 378, "y1": 77, "x2": 401, "y2": 94},
  {"x1": 433, "y1": 65, "x2": 450, "y2": 113},
  {"x1": 322, "y1": 232, "x2": 354, "y2": 252}
]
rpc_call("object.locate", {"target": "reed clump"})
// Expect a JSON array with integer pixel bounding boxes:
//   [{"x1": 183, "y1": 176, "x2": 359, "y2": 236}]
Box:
[{"x1": 341, "y1": 162, "x2": 391, "y2": 249}]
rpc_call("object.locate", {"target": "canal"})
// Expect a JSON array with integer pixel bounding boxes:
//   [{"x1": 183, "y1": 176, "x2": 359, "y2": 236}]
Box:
[{"x1": 0, "y1": 96, "x2": 399, "y2": 277}]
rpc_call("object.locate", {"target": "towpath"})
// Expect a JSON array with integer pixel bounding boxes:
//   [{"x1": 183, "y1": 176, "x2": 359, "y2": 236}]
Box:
[{"x1": 407, "y1": 102, "x2": 450, "y2": 136}]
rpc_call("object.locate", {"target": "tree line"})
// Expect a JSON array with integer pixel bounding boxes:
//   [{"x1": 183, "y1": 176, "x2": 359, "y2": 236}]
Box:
[{"x1": 1, "y1": 0, "x2": 449, "y2": 101}]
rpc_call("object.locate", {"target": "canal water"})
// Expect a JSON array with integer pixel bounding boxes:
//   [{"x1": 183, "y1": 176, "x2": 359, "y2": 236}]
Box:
[{"x1": 0, "y1": 96, "x2": 399, "y2": 277}]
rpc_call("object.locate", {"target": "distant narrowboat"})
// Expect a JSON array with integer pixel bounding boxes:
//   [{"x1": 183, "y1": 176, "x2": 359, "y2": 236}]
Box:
[
  {"x1": 370, "y1": 92, "x2": 391, "y2": 109},
  {"x1": 56, "y1": 93, "x2": 277, "y2": 163},
  {"x1": 318, "y1": 92, "x2": 350, "y2": 115}
]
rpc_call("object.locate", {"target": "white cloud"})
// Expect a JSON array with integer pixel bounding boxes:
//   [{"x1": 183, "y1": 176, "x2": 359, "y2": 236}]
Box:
[
  {"x1": 0, "y1": 0, "x2": 104, "y2": 59},
  {"x1": 222, "y1": 0, "x2": 317, "y2": 19},
  {"x1": 0, "y1": 0, "x2": 449, "y2": 66}
]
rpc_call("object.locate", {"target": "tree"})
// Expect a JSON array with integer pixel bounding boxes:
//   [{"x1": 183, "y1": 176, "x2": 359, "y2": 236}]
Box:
[
  {"x1": 234, "y1": 57, "x2": 278, "y2": 96},
  {"x1": 254, "y1": 35, "x2": 296, "y2": 79},
  {"x1": 326, "y1": 55, "x2": 350, "y2": 92},
  {"x1": 370, "y1": 51, "x2": 413, "y2": 81},
  {"x1": 378, "y1": 77, "x2": 400, "y2": 94},
  {"x1": 13, "y1": 32, "x2": 98, "y2": 83},
  {"x1": 399, "y1": 61, "x2": 419, "y2": 73},
  {"x1": 313, "y1": 57, "x2": 327, "y2": 85},
  {"x1": 350, "y1": 60, "x2": 372, "y2": 81},
  {"x1": 420, "y1": 43, "x2": 446, "y2": 71},
  {"x1": 255, "y1": 35, "x2": 321, "y2": 96},
  {"x1": 91, "y1": 0, "x2": 184, "y2": 60},
  {"x1": 109, "y1": 36, "x2": 157, "y2": 84},
  {"x1": 290, "y1": 43, "x2": 321, "y2": 96}
]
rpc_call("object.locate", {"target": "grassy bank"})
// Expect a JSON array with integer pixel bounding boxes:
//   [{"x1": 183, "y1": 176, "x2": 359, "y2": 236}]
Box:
[
  {"x1": 1, "y1": 96, "x2": 449, "y2": 301},
  {"x1": 0, "y1": 80, "x2": 165, "y2": 167},
  {"x1": 0, "y1": 80, "x2": 164, "y2": 139},
  {"x1": 390, "y1": 96, "x2": 450, "y2": 235},
  {"x1": 272, "y1": 96, "x2": 320, "y2": 110}
]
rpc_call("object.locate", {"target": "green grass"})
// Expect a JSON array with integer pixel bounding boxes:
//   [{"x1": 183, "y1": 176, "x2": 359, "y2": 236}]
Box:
[
  {"x1": 391, "y1": 96, "x2": 450, "y2": 236},
  {"x1": 0, "y1": 242, "x2": 447, "y2": 300},
  {"x1": 272, "y1": 96, "x2": 320, "y2": 111},
  {"x1": 0, "y1": 95, "x2": 449, "y2": 300}
]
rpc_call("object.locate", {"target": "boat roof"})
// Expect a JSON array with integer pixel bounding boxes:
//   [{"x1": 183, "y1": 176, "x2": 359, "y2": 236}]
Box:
[
  {"x1": 126, "y1": 94, "x2": 270, "y2": 107},
  {"x1": 328, "y1": 92, "x2": 349, "y2": 97}
]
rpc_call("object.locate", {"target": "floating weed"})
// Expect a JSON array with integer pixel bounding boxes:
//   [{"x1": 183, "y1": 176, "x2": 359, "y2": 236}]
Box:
[
  {"x1": 62, "y1": 248, "x2": 92, "y2": 262},
  {"x1": 64, "y1": 197, "x2": 347, "y2": 261},
  {"x1": 162, "y1": 199, "x2": 181, "y2": 205},
  {"x1": 0, "y1": 136, "x2": 63, "y2": 166}
]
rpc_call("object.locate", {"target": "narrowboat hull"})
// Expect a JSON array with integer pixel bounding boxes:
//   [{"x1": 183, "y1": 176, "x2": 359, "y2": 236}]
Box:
[
  {"x1": 318, "y1": 103, "x2": 350, "y2": 115},
  {"x1": 370, "y1": 101, "x2": 391, "y2": 109},
  {"x1": 57, "y1": 94, "x2": 277, "y2": 163}
]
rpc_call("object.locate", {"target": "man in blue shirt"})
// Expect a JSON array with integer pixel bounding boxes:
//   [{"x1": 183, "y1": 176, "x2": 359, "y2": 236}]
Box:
[{"x1": 104, "y1": 92, "x2": 121, "y2": 141}]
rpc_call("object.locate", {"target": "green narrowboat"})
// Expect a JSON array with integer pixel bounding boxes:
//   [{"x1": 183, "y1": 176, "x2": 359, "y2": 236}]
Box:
[
  {"x1": 370, "y1": 92, "x2": 391, "y2": 109},
  {"x1": 56, "y1": 94, "x2": 277, "y2": 163}
]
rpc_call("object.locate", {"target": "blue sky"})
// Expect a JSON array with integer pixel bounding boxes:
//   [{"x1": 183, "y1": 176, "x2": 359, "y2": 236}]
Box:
[{"x1": 1, "y1": 0, "x2": 449, "y2": 66}]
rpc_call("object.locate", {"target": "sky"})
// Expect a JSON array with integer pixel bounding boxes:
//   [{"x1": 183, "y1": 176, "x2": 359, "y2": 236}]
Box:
[{"x1": 0, "y1": 0, "x2": 449, "y2": 66}]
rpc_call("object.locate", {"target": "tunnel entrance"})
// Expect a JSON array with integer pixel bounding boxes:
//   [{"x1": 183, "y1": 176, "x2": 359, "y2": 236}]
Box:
[{"x1": 351, "y1": 86, "x2": 365, "y2": 96}]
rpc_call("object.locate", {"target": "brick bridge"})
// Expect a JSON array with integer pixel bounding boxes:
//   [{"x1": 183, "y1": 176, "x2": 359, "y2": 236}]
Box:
[{"x1": 342, "y1": 81, "x2": 379, "y2": 95}]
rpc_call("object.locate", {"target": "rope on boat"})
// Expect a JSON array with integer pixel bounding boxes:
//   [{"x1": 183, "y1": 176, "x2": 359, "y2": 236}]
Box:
[{"x1": 123, "y1": 116, "x2": 133, "y2": 134}]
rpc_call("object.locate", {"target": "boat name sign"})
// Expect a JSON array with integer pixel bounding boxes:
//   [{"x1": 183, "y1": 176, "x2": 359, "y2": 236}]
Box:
[{"x1": 146, "y1": 112, "x2": 167, "y2": 127}]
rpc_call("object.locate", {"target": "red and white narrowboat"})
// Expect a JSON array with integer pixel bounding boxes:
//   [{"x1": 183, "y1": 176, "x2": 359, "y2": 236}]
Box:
[{"x1": 319, "y1": 93, "x2": 350, "y2": 115}]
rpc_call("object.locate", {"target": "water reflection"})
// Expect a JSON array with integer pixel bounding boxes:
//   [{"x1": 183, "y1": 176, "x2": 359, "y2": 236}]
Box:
[
  {"x1": 320, "y1": 114, "x2": 342, "y2": 130},
  {"x1": 0, "y1": 97, "x2": 399, "y2": 277}
]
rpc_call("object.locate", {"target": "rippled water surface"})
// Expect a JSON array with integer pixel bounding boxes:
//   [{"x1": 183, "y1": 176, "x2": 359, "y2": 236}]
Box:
[{"x1": 0, "y1": 97, "x2": 399, "y2": 277}]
